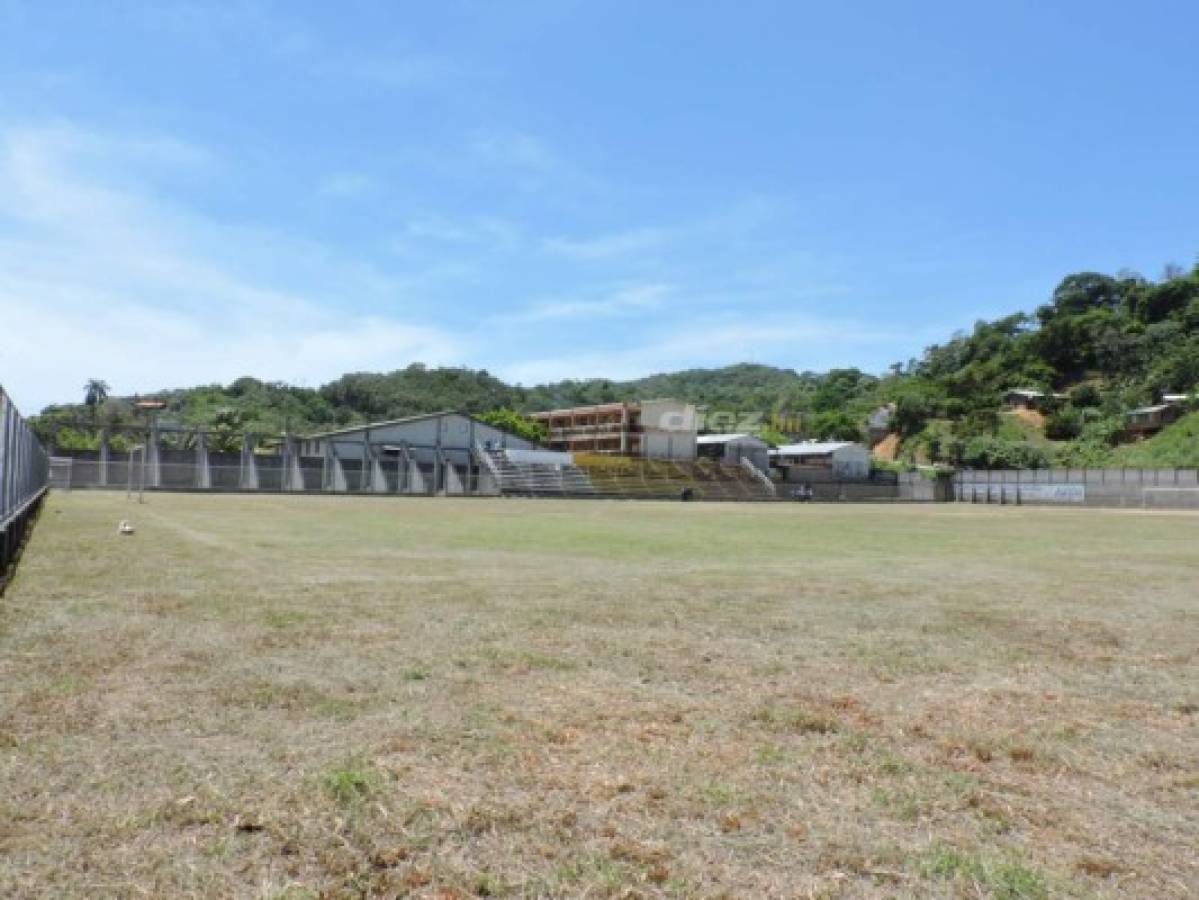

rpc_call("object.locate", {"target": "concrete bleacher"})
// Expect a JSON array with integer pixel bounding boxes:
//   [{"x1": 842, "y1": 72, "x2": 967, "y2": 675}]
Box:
[
  {"x1": 485, "y1": 450, "x2": 598, "y2": 496},
  {"x1": 487, "y1": 450, "x2": 775, "y2": 500}
]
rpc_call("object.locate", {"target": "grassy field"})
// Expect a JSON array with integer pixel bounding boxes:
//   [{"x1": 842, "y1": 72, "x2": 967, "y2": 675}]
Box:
[{"x1": 1, "y1": 493, "x2": 1196, "y2": 898}]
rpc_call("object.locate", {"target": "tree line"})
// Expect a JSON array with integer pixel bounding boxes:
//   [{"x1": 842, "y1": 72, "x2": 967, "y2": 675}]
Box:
[{"x1": 32, "y1": 263, "x2": 1199, "y2": 467}]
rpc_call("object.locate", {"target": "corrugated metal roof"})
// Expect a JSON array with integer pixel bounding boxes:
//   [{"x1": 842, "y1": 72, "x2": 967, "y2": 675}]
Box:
[
  {"x1": 304, "y1": 411, "x2": 522, "y2": 440},
  {"x1": 696, "y1": 433, "x2": 751, "y2": 444},
  {"x1": 771, "y1": 441, "x2": 857, "y2": 455},
  {"x1": 1008, "y1": 388, "x2": 1069, "y2": 400},
  {"x1": 1128, "y1": 404, "x2": 1172, "y2": 415}
]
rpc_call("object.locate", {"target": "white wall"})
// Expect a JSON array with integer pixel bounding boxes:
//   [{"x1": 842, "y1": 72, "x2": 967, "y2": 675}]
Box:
[
  {"x1": 639, "y1": 399, "x2": 697, "y2": 460},
  {"x1": 831, "y1": 444, "x2": 870, "y2": 479}
]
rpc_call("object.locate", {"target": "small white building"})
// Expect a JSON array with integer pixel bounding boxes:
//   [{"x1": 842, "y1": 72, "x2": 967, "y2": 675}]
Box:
[
  {"x1": 770, "y1": 441, "x2": 871, "y2": 479},
  {"x1": 1004, "y1": 388, "x2": 1067, "y2": 411},
  {"x1": 695, "y1": 433, "x2": 770, "y2": 472}
]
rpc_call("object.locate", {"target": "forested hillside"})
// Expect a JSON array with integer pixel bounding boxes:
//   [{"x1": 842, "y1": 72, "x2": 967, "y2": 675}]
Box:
[
  {"x1": 31, "y1": 264, "x2": 1199, "y2": 466},
  {"x1": 882, "y1": 265, "x2": 1199, "y2": 467}
]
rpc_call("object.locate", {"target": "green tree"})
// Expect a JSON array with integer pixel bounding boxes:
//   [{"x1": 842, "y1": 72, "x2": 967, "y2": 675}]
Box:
[
  {"x1": 83, "y1": 379, "x2": 110, "y2": 415},
  {"x1": 476, "y1": 408, "x2": 547, "y2": 443},
  {"x1": 809, "y1": 410, "x2": 862, "y2": 442},
  {"x1": 756, "y1": 425, "x2": 789, "y2": 447},
  {"x1": 1044, "y1": 408, "x2": 1083, "y2": 440},
  {"x1": 208, "y1": 407, "x2": 247, "y2": 453}
]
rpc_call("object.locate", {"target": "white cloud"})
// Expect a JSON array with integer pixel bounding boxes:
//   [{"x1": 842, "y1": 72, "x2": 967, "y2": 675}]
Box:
[
  {"x1": 543, "y1": 226, "x2": 672, "y2": 260},
  {"x1": 0, "y1": 123, "x2": 463, "y2": 413},
  {"x1": 513, "y1": 283, "x2": 673, "y2": 322},
  {"x1": 334, "y1": 53, "x2": 467, "y2": 90},
  {"x1": 465, "y1": 130, "x2": 602, "y2": 195},
  {"x1": 471, "y1": 131, "x2": 558, "y2": 171},
  {"x1": 497, "y1": 314, "x2": 895, "y2": 385},
  {"x1": 396, "y1": 215, "x2": 523, "y2": 250},
  {"x1": 317, "y1": 171, "x2": 377, "y2": 198},
  {"x1": 133, "y1": 3, "x2": 474, "y2": 95}
]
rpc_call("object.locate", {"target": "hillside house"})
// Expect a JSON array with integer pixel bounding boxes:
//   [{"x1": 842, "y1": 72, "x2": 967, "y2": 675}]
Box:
[
  {"x1": 1004, "y1": 389, "x2": 1067, "y2": 412},
  {"x1": 1125, "y1": 403, "x2": 1183, "y2": 436}
]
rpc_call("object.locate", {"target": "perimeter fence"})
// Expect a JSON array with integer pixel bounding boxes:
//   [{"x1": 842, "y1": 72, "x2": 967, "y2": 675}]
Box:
[
  {"x1": 0, "y1": 387, "x2": 50, "y2": 586},
  {"x1": 954, "y1": 467, "x2": 1199, "y2": 509}
]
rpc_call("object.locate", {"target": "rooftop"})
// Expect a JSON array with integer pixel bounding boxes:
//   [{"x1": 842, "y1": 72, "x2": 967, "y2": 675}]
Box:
[
  {"x1": 1007, "y1": 388, "x2": 1069, "y2": 400},
  {"x1": 528, "y1": 402, "x2": 632, "y2": 418},
  {"x1": 303, "y1": 411, "x2": 523, "y2": 441},
  {"x1": 771, "y1": 441, "x2": 859, "y2": 455}
]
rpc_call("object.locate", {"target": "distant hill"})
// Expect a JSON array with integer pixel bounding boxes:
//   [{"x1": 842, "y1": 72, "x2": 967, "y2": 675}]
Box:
[{"x1": 30, "y1": 263, "x2": 1199, "y2": 466}]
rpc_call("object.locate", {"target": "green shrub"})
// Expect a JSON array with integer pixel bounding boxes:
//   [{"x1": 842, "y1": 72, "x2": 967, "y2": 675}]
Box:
[
  {"x1": 960, "y1": 437, "x2": 1051, "y2": 469},
  {"x1": 477, "y1": 408, "x2": 547, "y2": 443},
  {"x1": 1044, "y1": 407, "x2": 1083, "y2": 440},
  {"x1": 1069, "y1": 384, "x2": 1101, "y2": 407}
]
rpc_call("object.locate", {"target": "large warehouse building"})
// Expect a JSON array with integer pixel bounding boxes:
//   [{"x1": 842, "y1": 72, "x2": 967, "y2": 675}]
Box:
[{"x1": 298, "y1": 411, "x2": 536, "y2": 494}]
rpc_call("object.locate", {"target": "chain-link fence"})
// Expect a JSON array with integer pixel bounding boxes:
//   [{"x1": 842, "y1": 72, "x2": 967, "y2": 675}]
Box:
[{"x1": 1, "y1": 386, "x2": 50, "y2": 584}]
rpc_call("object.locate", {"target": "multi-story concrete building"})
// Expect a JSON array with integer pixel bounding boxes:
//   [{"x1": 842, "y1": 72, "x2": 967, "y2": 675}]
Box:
[{"x1": 529, "y1": 399, "x2": 697, "y2": 459}]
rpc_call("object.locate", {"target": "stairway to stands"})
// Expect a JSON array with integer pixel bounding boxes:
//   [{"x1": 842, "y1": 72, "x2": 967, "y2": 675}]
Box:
[
  {"x1": 486, "y1": 450, "x2": 598, "y2": 496},
  {"x1": 571, "y1": 455, "x2": 775, "y2": 500}
]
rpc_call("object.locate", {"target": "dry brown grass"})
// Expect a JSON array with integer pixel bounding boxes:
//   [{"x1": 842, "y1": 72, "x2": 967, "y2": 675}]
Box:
[
  {"x1": 1, "y1": 492, "x2": 1196, "y2": 898},
  {"x1": 1006, "y1": 407, "x2": 1047, "y2": 430}
]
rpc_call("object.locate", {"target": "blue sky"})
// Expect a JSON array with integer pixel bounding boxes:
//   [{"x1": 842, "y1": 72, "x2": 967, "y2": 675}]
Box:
[{"x1": 1, "y1": 0, "x2": 1197, "y2": 412}]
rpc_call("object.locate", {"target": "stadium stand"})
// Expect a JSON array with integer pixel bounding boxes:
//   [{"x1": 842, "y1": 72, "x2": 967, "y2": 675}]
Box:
[{"x1": 484, "y1": 449, "x2": 775, "y2": 500}]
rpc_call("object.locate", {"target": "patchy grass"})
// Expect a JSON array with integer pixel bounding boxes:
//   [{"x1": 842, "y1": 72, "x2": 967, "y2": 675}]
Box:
[
  {"x1": 0, "y1": 492, "x2": 1196, "y2": 897},
  {"x1": 922, "y1": 844, "x2": 1050, "y2": 899},
  {"x1": 323, "y1": 762, "x2": 379, "y2": 805}
]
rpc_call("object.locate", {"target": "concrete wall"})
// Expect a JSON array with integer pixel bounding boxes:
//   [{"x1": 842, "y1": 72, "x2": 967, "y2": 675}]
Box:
[
  {"x1": 639, "y1": 399, "x2": 697, "y2": 460},
  {"x1": 48, "y1": 447, "x2": 478, "y2": 497},
  {"x1": 808, "y1": 482, "x2": 900, "y2": 501},
  {"x1": 724, "y1": 438, "x2": 770, "y2": 473},
  {"x1": 831, "y1": 445, "x2": 871, "y2": 479},
  {"x1": 954, "y1": 468, "x2": 1199, "y2": 509},
  {"x1": 642, "y1": 431, "x2": 697, "y2": 460}
]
